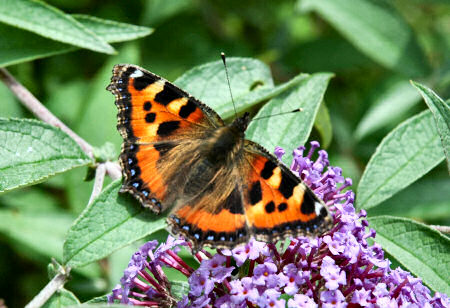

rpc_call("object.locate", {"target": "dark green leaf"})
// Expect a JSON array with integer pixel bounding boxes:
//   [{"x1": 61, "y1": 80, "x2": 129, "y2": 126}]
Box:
[
  {"x1": 246, "y1": 73, "x2": 333, "y2": 164},
  {"x1": 367, "y1": 177, "x2": 450, "y2": 220},
  {"x1": 42, "y1": 288, "x2": 80, "y2": 308},
  {"x1": 0, "y1": 0, "x2": 114, "y2": 54},
  {"x1": 298, "y1": 0, "x2": 429, "y2": 77},
  {"x1": 356, "y1": 111, "x2": 445, "y2": 210},
  {"x1": 355, "y1": 77, "x2": 421, "y2": 140},
  {"x1": 63, "y1": 180, "x2": 167, "y2": 268},
  {"x1": 412, "y1": 81, "x2": 450, "y2": 172},
  {"x1": 0, "y1": 15, "x2": 152, "y2": 67},
  {"x1": 314, "y1": 101, "x2": 333, "y2": 148},
  {"x1": 368, "y1": 216, "x2": 450, "y2": 294},
  {"x1": 0, "y1": 118, "x2": 92, "y2": 192}
]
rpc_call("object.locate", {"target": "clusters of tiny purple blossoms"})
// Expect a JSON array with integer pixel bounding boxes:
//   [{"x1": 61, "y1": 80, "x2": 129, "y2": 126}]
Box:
[{"x1": 108, "y1": 141, "x2": 449, "y2": 308}]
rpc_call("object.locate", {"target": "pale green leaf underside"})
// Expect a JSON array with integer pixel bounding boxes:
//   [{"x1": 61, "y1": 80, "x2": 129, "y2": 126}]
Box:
[
  {"x1": 246, "y1": 73, "x2": 333, "y2": 164},
  {"x1": 299, "y1": 0, "x2": 428, "y2": 77},
  {"x1": 42, "y1": 288, "x2": 80, "y2": 308},
  {"x1": 412, "y1": 81, "x2": 450, "y2": 172},
  {"x1": 0, "y1": 0, "x2": 114, "y2": 54},
  {"x1": 356, "y1": 111, "x2": 444, "y2": 210},
  {"x1": 0, "y1": 118, "x2": 92, "y2": 193},
  {"x1": 0, "y1": 14, "x2": 152, "y2": 67},
  {"x1": 369, "y1": 216, "x2": 450, "y2": 294},
  {"x1": 63, "y1": 180, "x2": 166, "y2": 268}
]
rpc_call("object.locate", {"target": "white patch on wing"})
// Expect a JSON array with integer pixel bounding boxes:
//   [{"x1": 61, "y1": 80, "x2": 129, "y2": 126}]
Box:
[
  {"x1": 315, "y1": 202, "x2": 324, "y2": 216},
  {"x1": 130, "y1": 69, "x2": 144, "y2": 78}
]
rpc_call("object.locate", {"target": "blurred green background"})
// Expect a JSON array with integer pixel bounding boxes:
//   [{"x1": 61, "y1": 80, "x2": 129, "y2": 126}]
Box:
[{"x1": 0, "y1": 0, "x2": 449, "y2": 306}]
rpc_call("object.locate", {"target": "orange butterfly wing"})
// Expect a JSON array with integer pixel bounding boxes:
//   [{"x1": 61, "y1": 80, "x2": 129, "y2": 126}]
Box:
[{"x1": 243, "y1": 141, "x2": 333, "y2": 242}]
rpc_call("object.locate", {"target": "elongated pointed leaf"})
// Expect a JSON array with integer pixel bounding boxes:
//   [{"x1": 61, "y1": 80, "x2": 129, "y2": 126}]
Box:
[
  {"x1": 356, "y1": 111, "x2": 445, "y2": 210},
  {"x1": 63, "y1": 180, "x2": 166, "y2": 268},
  {"x1": 246, "y1": 73, "x2": 333, "y2": 164},
  {"x1": 355, "y1": 77, "x2": 421, "y2": 140},
  {"x1": 0, "y1": 15, "x2": 152, "y2": 67},
  {"x1": 299, "y1": 0, "x2": 429, "y2": 77},
  {"x1": 412, "y1": 81, "x2": 450, "y2": 172},
  {"x1": 314, "y1": 101, "x2": 333, "y2": 148},
  {"x1": 0, "y1": 0, "x2": 114, "y2": 54},
  {"x1": 0, "y1": 118, "x2": 92, "y2": 192},
  {"x1": 368, "y1": 216, "x2": 450, "y2": 294}
]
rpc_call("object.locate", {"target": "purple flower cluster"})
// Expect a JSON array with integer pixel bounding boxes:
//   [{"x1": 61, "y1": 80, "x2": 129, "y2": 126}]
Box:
[{"x1": 109, "y1": 142, "x2": 449, "y2": 308}]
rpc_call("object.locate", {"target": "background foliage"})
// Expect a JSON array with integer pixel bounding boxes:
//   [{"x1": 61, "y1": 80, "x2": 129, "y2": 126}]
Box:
[{"x1": 0, "y1": 0, "x2": 449, "y2": 307}]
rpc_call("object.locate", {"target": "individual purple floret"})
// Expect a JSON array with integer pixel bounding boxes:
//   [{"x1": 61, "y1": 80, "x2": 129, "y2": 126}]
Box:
[{"x1": 109, "y1": 141, "x2": 449, "y2": 308}]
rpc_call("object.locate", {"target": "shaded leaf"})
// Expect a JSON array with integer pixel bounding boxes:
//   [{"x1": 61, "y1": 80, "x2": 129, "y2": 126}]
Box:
[
  {"x1": 355, "y1": 77, "x2": 421, "y2": 140},
  {"x1": 0, "y1": 0, "x2": 114, "y2": 54},
  {"x1": 356, "y1": 111, "x2": 445, "y2": 210},
  {"x1": 314, "y1": 101, "x2": 333, "y2": 148},
  {"x1": 246, "y1": 73, "x2": 333, "y2": 164},
  {"x1": 299, "y1": 0, "x2": 429, "y2": 77},
  {"x1": 412, "y1": 81, "x2": 450, "y2": 172},
  {"x1": 42, "y1": 288, "x2": 80, "y2": 308},
  {"x1": 0, "y1": 118, "x2": 92, "y2": 192},
  {"x1": 63, "y1": 180, "x2": 166, "y2": 268},
  {"x1": 367, "y1": 177, "x2": 450, "y2": 220},
  {"x1": 368, "y1": 216, "x2": 450, "y2": 294},
  {"x1": 0, "y1": 15, "x2": 152, "y2": 67}
]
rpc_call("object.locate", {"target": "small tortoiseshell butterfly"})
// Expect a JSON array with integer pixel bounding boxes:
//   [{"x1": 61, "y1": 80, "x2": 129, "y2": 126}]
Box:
[{"x1": 107, "y1": 64, "x2": 333, "y2": 251}]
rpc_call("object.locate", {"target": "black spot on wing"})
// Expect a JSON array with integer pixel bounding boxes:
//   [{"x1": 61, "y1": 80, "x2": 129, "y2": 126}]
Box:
[
  {"x1": 154, "y1": 83, "x2": 183, "y2": 106},
  {"x1": 145, "y1": 113, "x2": 156, "y2": 123},
  {"x1": 249, "y1": 181, "x2": 262, "y2": 205},
  {"x1": 261, "y1": 160, "x2": 276, "y2": 180},
  {"x1": 157, "y1": 121, "x2": 180, "y2": 136},
  {"x1": 143, "y1": 101, "x2": 152, "y2": 111},
  {"x1": 179, "y1": 98, "x2": 197, "y2": 118},
  {"x1": 265, "y1": 201, "x2": 275, "y2": 213},
  {"x1": 278, "y1": 202, "x2": 287, "y2": 212},
  {"x1": 133, "y1": 74, "x2": 158, "y2": 91},
  {"x1": 279, "y1": 173, "x2": 297, "y2": 199},
  {"x1": 223, "y1": 187, "x2": 244, "y2": 214},
  {"x1": 301, "y1": 190, "x2": 316, "y2": 215}
]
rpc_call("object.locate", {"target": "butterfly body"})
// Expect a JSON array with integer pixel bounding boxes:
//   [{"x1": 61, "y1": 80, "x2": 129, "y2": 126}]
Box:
[{"x1": 107, "y1": 64, "x2": 332, "y2": 251}]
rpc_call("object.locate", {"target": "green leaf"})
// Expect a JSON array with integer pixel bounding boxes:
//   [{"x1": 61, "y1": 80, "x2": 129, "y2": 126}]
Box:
[
  {"x1": 42, "y1": 288, "x2": 80, "y2": 308},
  {"x1": 171, "y1": 280, "x2": 190, "y2": 301},
  {"x1": 298, "y1": 0, "x2": 429, "y2": 77},
  {"x1": 356, "y1": 111, "x2": 445, "y2": 210},
  {"x1": 0, "y1": 15, "x2": 152, "y2": 67},
  {"x1": 368, "y1": 178, "x2": 450, "y2": 220},
  {"x1": 63, "y1": 180, "x2": 167, "y2": 268},
  {"x1": 368, "y1": 216, "x2": 450, "y2": 294},
  {"x1": 72, "y1": 14, "x2": 153, "y2": 44},
  {"x1": 0, "y1": 118, "x2": 92, "y2": 192},
  {"x1": 175, "y1": 57, "x2": 274, "y2": 120},
  {"x1": 0, "y1": 209, "x2": 74, "y2": 260},
  {"x1": 0, "y1": 82, "x2": 23, "y2": 117},
  {"x1": 246, "y1": 73, "x2": 333, "y2": 164},
  {"x1": 355, "y1": 77, "x2": 421, "y2": 140},
  {"x1": 75, "y1": 44, "x2": 140, "y2": 153},
  {"x1": 314, "y1": 101, "x2": 333, "y2": 148},
  {"x1": 412, "y1": 81, "x2": 450, "y2": 172},
  {"x1": 0, "y1": 0, "x2": 114, "y2": 54}
]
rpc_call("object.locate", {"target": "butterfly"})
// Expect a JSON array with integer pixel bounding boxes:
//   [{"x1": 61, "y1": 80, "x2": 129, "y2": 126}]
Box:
[{"x1": 107, "y1": 64, "x2": 333, "y2": 251}]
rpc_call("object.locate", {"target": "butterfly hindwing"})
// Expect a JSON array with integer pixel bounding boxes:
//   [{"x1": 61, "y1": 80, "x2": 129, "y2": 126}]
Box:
[{"x1": 243, "y1": 140, "x2": 333, "y2": 242}]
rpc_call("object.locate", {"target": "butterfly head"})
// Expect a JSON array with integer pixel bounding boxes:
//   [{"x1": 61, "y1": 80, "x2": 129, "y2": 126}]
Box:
[{"x1": 231, "y1": 112, "x2": 250, "y2": 134}]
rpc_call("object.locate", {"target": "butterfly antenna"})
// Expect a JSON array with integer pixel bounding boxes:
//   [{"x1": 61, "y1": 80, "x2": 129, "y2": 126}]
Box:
[
  {"x1": 221, "y1": 52, "x2": 238, "y2": 118},
  {"x1": 251, "y1": 108, "x2": 303, "y2": 122}
]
